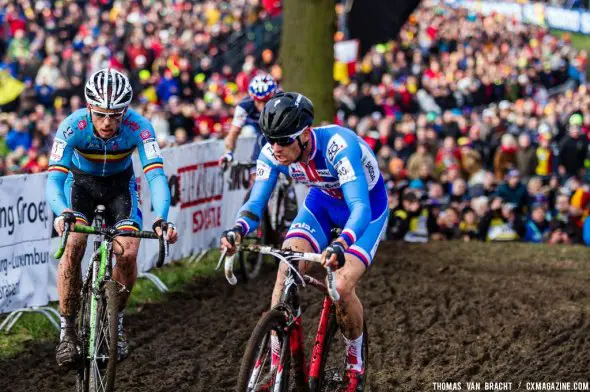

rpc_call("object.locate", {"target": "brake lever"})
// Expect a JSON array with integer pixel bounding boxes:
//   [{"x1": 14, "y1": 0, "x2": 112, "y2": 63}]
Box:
[
  {"x1": 218, "y1": 231, "x2": 238, "y2": 285},
  {"x1": 325, "y1": 266, "x2": 340, "y2": 302},
  {"x1": 216, "y1": 247, "x2": 230, "y2": 270},
  {"x1": 155, "y1": 222, "x2": 169, "y2": 268},
  {"x1": 54, "y1": 221, "x2": 72, "y2": 260}
]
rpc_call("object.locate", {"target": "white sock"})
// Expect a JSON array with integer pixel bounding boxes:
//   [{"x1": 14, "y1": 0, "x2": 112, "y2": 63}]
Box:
[
  {"x1": 343, "y1": 333, "x2": 363, "y2": 372},
  {"x1": 270, "y1": 334, "x2": 281, "y2": 370}
]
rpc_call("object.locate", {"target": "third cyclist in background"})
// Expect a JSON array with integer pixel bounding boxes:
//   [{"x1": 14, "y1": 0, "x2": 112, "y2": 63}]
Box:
[{"x1": 219, "y1": 73, "x2": 278, "y2": 176}]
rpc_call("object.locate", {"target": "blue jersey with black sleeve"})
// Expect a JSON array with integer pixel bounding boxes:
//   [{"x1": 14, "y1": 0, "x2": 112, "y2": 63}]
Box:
[
  {"x1": 234, "y1": 125, "x2": 389, "y2": 265},
  {"x1": 46, "y1": 108, "x2": 171, "y2": 221}
]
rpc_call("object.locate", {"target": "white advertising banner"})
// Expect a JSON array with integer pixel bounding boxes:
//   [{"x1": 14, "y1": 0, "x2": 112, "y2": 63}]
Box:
[
  {"x1": 448, "y1": 1, "x2": 590, "y2": 35},
  {"x1": 545, "y1": 6, "x2": 580, "y2": 32},
  {"x1": 133, "y1": 137, "x2": 256, "y2": 272},
  {"x1": 581, "y1": 11, "x2": 590, "y2": 34},
  {"x1": 0, "y1": 173, "x2": 53, "y2": 313}
]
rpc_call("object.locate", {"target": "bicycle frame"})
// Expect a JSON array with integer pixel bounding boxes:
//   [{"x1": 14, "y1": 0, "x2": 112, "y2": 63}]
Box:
[
  {"x1": 86, "y1": 236, "x2": 113, "y2": 359},
  {"x1": 279, "y1": 260, "x2": 335, "y2": 391},
  {"x1": 68, "y1": 208, "x2": 115, "y2": 362}
]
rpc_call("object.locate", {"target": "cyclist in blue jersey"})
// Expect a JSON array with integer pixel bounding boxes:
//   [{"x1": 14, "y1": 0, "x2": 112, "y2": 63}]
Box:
[
  {"x1": 220, "y1": 92, "x2": 388, "y2": 391},
  {"x1": 219, "y1": 73, "x2": 278, "y2": 170},
  {"x1": 46, "y1": 68, "x2": 178, "y2": 369}
]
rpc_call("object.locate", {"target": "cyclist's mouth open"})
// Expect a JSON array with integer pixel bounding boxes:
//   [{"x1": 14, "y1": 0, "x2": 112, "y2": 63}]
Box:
[{"x1": 276, "y1": 155, "x2": 289, "y2": 164}]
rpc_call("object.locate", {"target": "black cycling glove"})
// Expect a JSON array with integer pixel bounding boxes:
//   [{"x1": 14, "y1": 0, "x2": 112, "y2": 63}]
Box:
[
  {"x1": 325, "y1": 242, "x2": 346, "y2": 268},
  {"x1": 221, "y1": 225, "x2": 244, "y2": 245}
]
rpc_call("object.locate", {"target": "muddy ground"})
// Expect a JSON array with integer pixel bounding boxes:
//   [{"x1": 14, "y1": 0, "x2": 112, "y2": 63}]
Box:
[{"x1": 1, "y1": 242, "x2": 590, "y2": 391}]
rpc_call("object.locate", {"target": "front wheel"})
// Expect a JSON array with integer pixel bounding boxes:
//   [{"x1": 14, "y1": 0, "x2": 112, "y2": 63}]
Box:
[
  {"x1": 311, "y1": 311, "x2": 369, "y2": 392},
  {"x1": 87, "y1": 280, "x2": 119, "y2": 392},
  {"x1": 236, "y1": 308, "x2": 291, "y2": 392}
]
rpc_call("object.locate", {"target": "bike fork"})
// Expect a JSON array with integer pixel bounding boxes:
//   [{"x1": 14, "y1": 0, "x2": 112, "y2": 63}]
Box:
[{"x1": 308, "y1": 296, "x2": 333, "y2": 389}]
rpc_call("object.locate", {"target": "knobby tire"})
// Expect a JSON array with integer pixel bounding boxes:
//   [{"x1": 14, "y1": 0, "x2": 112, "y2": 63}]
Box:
[
  {"x1": 87, "y1": 280, "x2": 119, "y2": 392},
  {"x1": 236, "y1": 308, "x2": 291, "y2": 392}
]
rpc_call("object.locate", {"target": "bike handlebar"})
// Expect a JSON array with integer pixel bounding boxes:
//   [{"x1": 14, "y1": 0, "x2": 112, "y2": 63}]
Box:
[
  {"x1": 217, "y1": 242, "x2": 340, "y2": 302},
  {"x1": 54, "y1": 223, "x2": 168, "y2": 267}
]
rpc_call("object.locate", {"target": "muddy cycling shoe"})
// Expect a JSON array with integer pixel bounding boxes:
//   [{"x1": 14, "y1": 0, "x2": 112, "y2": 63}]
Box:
[
  {"x1": 56, "y1": 328, "x2": 80, "y2": 369},
  {"x1": 338, "y1": 369, "x2": 365, "y2": 392}
]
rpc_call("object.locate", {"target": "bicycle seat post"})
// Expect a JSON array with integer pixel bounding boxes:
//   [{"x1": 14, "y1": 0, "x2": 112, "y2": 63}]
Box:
[
  {"x1": 91, "y1": 205, "x2": 106, "y2": 252},
  {"x1": 94, "y1": 205, "x2": 106, "y2": 229}
]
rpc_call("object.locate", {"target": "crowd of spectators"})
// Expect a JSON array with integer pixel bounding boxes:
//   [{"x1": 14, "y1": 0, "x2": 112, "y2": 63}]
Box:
[
  {"x1": 331, "y1": 4, "x2": 590, "y2": 246},
  {"x1": 0, "y1": 0, "x2": 281, "y2": 175},
  {"x1": 2, "y1": 1, "x2": 590, "y2": 245}
]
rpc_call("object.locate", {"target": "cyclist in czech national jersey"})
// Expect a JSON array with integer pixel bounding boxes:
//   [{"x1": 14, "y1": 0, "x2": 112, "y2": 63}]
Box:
[
  {"x1": 46, "y1": 68, "x2": 179, "y2": 369},
  {"x1": 219, "y1": 73, "x2": 278, "y2": 172},
  {"x1": 220, "y1": 92, "x2": 388, "y2": 391}
]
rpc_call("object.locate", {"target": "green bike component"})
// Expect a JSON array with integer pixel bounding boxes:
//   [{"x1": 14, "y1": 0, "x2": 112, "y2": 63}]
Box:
[
  {"x1": 54, "y1": 224, "x2": 96, "y2": 259},
  {"x1": 88, "y1": 241, "x2": 109, "y2": 358}
]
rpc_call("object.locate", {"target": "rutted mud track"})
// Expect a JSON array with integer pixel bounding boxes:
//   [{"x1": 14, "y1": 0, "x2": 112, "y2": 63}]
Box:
[{"x1": 2, "y1": 242, "x2": 590, "y2": 391}]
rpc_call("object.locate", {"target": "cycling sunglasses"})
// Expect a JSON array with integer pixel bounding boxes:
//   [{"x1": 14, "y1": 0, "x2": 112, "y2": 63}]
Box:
[
  {"x1": 91, "y1": 108, "x2": 126, "y2": 120},
  {"x1": 267, "y1": 136, "x2": 297, "y2": 147},
  {"x1": 266, "y1": 127, "x2": 308, "y2": 147}
]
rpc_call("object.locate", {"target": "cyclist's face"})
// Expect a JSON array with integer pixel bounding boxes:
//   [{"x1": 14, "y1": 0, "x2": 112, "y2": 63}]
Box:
[
  {"x1": 88, "y1": 104, "x2": 126, "y2": 139},
  {"x1": 254, "y1": 100, "x2": 266, "y2": 112},
  {"x1": 270, "y1": 129, "x2": 310, "y2": 165},
  {"x1": 271, "y1": 139, "x2": 299, "y2": 165}
]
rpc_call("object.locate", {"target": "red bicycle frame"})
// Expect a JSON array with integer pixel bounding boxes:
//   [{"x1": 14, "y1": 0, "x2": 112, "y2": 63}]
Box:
[{"x1": 288, "y1": 289, "x2": 334, "y2": 391}]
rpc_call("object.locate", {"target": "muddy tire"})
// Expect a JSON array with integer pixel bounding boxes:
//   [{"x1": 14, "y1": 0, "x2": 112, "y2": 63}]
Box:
[{"x1": 236, "y1": 308, "x2": 291, "y2": 392}]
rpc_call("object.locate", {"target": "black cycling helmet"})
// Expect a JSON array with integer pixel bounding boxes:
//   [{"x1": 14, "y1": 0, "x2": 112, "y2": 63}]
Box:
[{"x1": 259, "y1": 92, "x2": 314, "y2": 144}]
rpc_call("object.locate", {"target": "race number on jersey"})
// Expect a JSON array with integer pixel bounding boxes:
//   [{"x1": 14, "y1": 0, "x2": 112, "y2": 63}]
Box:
[
  {"x1": 334, "y1": 157, "x2": 356, "y2": 184},
  {"x1": 50, "y1": 138, "x2": 67, "y2": 161},
  {"x1": 144, "y1": 140, "x2": 162, "y2": 160},
  {"x1": 256, "y1": 160, "x2": 271, "y2": 180}
]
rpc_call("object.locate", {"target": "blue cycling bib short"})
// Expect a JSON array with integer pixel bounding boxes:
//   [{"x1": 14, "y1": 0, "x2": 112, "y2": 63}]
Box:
[
  {"x1": 234, "y1": 125, "x2": 389, "y2": 268},
  {"x1": 46, "y1": 108, "x2": 171, "y2": 230}
]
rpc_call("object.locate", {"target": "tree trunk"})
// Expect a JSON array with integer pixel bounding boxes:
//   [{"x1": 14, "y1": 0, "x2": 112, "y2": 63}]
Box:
[{"x1": 279, "y1": 0, "x2": 335, "y2": 124}]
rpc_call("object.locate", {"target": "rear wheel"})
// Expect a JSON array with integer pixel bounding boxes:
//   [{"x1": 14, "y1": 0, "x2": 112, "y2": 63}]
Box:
[
  {"x1": 312, "y1": 311, "x2": 369, "y2": 392},
  {"x1": 236, "y1": 308, "x2": 291, "y2": 392}
]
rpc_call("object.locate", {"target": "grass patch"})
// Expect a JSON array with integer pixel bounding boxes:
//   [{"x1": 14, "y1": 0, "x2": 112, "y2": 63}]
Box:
[
  {"x1": 551, "y1": 29, "x2": 590, "y2": 53},
  {"x1": 0, "y1": 250, "x2": 222, "y2": 359},
  {"x1": 550, "y1": 29, "x2": 590, "y2": 75}
]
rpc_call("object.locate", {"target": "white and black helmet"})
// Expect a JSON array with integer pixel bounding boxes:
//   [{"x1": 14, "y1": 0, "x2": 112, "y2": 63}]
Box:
[{"x1": 84, "y1": 68, "x2": 133, "y2": 110}]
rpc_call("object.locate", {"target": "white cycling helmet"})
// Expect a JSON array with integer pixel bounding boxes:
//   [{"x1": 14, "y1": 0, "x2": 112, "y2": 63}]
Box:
[{"x1": 85, "y1": 68, "x2": 133, "y2": 110}]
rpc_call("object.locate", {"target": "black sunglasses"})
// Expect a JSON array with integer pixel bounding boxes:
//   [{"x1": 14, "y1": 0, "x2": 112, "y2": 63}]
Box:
[{"x1": 267, "y1": 136, "x2": 297, "y2": 147}]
